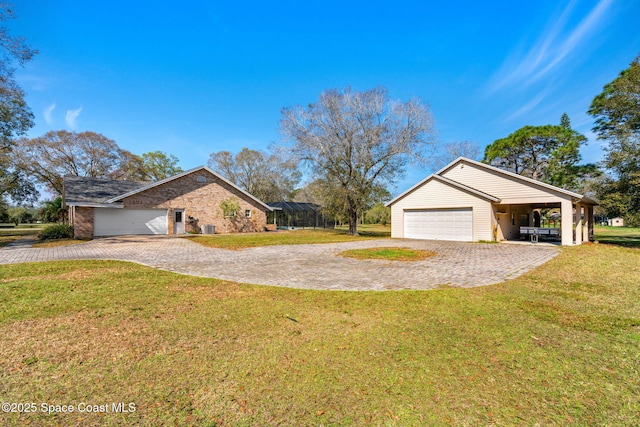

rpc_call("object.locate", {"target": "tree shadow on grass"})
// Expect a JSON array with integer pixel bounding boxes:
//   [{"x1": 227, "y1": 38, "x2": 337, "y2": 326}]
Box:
[
  {"x1": 595, "y1": 230, "x2": 640, "y2": 248},
  {"x1": 355, "y1": 230, "x2": 391, "y2": 238},
  {"x1": 597, "y1": 237, "x2": 640, "y2": 248}
]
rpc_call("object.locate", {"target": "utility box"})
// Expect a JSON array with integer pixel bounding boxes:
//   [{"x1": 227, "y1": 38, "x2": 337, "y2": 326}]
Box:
[{"x1": 203, "y1": 224, "x2": 215, "y2": 234}]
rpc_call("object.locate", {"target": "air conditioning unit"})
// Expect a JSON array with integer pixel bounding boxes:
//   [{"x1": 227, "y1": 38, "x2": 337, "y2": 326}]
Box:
[{"x1": 203, "y1": 224, "x2": 215, "y2": 234}]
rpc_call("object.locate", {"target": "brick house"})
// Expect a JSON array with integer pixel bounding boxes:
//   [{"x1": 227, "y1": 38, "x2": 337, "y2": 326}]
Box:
[{"x1": 63, "y1": 166, "x2": 272, "y2": 239}]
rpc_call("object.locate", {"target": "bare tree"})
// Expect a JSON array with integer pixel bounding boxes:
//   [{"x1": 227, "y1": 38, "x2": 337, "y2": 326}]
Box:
[
  {"x1": 208, "y1": 147, "x2": 300, "y2": 202},
  {"x1": 280, "y1": 87, "x2": 435, "y2": 235},
  {"x1": 14, "y1": 130, "x2": 139, "y2": 195},
  {"x1": 430, "y1": 140, "x2": 482, "y2": 170},
  {"x1": 0, "y1": 3, "x2": 38, "y2": 203}
]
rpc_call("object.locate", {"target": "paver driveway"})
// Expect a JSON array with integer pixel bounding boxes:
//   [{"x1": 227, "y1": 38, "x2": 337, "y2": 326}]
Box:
[{"x1": 0, "y1": 236, "x2": 559, "y2": 290}]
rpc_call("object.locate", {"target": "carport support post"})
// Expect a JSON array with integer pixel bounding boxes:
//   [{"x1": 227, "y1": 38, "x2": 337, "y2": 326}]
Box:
[
  {"x1": 575, "y1": 203, "x2": 583, "y2": 245},
  {"x1": 583, "y1": 205, "x2": 591, "y2": 242},
  {"x1": 561, "y1": 199, "x2": 574, "y2": 246}
]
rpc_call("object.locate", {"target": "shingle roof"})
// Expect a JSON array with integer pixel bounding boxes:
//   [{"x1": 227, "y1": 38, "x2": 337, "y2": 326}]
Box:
[
  {"x1": 63, "y1": 176, "x2": 147, "y2": 205},
  {"x1": 105, "y1": 166, "x2": 273, "y2": 211}
]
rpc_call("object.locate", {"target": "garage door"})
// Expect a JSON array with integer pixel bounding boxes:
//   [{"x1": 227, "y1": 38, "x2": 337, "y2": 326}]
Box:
[
  {"x1": 404, "y1": 208, "x2": 472, "y2": 242},
  {"x1": 94, "y1": 208, "x2": 168, "y2": 236}
]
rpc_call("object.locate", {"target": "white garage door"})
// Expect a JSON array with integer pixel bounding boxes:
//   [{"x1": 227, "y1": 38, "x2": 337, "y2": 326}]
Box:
[
  {"x1": 404, "y1": 208, "x2": 473, "y2": 242},
  {"x1": 94, "y1": 208, "x2": 168, "y2": 236}
]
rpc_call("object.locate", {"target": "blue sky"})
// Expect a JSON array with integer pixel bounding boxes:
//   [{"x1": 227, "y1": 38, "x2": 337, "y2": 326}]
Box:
[{"x1": 11, "y1": 0, "x2": 640, "y2": 196}]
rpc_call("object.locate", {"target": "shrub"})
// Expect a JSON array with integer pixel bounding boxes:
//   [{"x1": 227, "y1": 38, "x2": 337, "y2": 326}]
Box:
[{"x1": 38, "y1": 224, "x2": 74, "y2": 241}]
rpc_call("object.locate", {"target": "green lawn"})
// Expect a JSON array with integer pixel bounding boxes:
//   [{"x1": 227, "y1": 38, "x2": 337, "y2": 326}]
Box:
[
  {"x1": 1, "y1": 241, "x2": 639, "y2": 426},
  {"x1": 189, "y1": 226, "x2": 390, "y2": 249},
  {"x1": 339, "y1": 246, "x2": 435, "y2": 261},
  {"x1": 595, "y1": 225, "x2": 640, "y2": 247},
  {"x1": 0, "y1": 225, "x2": 42, "y2": 247}
]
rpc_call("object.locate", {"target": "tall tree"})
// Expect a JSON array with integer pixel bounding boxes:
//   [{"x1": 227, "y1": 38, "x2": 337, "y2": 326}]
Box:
[
  {"x1": 140, "y1": 151, "x2": 182, "y2": 181},
  {"x1": 589, "y1": 55, "x2": 640, "y2": 150},
  {"x1": 483, "y1": 117, "x2": 594, "y2": 190},
  {"x1": 39, "y1": 197, "x2": 65, "y2": 223},
  {"x1": 0, "y1": 3, "x2": 37, "y2": 203},
  {"x1": 430, "y1": 140, "x2": 482, "y2": 170},
  {"x1": 588, "y1": 55, "x2": 640, "y2": 225},
  {"x1": 208, "y1": 147, "x2": 300, "y2": 202},
  {"x1": 280, "y1": 86, "x2": 435, "y2": 235},
  {"x1": 14, "y1": 130, "x2": 140, "y2": 195}
]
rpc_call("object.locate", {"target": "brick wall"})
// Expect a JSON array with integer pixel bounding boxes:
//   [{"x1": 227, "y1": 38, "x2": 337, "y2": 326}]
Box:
[
  {"x1": 73, "y1": 206, "x2": 94, "y2": 239},
  {"x1": 122, "y1": 170, "x2": 268, "y2": 234}
]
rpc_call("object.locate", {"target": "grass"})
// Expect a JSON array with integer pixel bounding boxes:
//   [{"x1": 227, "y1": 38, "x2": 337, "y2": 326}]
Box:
[
  {"x1": 0, "y1": 223, "x2": 49, "y2": 229},
  {"x1": 1, "y1": 242, "x2": 639, "y2": 426},
  {"x1": 339, "y1": 247, "x2": 436, "y2": 261},
  {"x1": 334, "y1": 223, "x2": 391, "y2": 235},
  {"x1": 31, "y1": 238, "x2": 88, "y2": 248},
  {"x1": 0, "y1": 224, "x2": 84, "y2": 248},
  {"x1": 595, "y1": 225, "x2": 640, "y2": 248},
  {"x1": 189, "y1": 226, "x2": 389, "y2": 250},
  {"x1": 0, "y1": 226, "x2": 40, "y2": 247}
]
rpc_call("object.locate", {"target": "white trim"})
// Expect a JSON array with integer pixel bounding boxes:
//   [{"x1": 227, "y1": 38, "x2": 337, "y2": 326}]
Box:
[
  {"x1": 386, "y1": 173, "x2": 500, "y2": 207},
  {"x1": 66, "y1": 202, "x2": 125, "y2": 208},
  {"x1": 434, "y1": 175, "x2": 501, "y2": 202},
  {"x1": 105, "y1": 166, "x2": 273, "y2": 211},
  {"x1": 437, "y1": 157, "x2": 584, "y2": 199}
]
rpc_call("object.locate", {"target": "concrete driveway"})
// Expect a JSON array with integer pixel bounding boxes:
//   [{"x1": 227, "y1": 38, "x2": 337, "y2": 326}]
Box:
[{"x1": 0, "y1": 236, "x2": 559, "y2": 290}]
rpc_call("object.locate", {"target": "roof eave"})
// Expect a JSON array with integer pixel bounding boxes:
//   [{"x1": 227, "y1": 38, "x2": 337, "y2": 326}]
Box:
[
  {"x1": 386, "y1": 173, "x2": 501, "y2": 206},
  {"x1": 440, "y1": 157, "x2": 585, "y2": 199},
  {"x1": 66, "y1": 202, "x2": 124, "y2": 208},
  {"x1": 386, "y1": 174, "x2": 437, "y2": 206},
  {"x1": 105, "y1": 166, "x2": 273, "y2": 211},
  {"x1": 434, "y1": 175, "x2": 501, "y2": 202}
]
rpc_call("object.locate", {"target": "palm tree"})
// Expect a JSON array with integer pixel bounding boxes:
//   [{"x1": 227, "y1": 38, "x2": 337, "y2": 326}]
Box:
[{"x1": 39, "y1": 197, "x2": 66, "y2": 223}]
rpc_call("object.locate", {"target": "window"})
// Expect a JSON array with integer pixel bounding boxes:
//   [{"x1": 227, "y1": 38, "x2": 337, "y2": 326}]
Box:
[{"x1": 245, "y1": 210, "x2": 251, "y2": 218}]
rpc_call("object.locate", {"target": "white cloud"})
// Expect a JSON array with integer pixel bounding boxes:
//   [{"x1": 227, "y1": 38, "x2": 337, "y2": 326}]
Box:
[
  {"x1": 43, "y1": 103, "x2": 56, "y2": 125},
  {"x1": 531, "y1": 0, "x2": 613, "y2": 82},
  {"x1": 65, "y1": 106, "x2": 83, "y2": 129},
  {"x1": 504, "y1": 91, "x2": 548, "y2": 121},
  {"x1": 488, "y1": 0, "x2": 612, "y2": 93}
]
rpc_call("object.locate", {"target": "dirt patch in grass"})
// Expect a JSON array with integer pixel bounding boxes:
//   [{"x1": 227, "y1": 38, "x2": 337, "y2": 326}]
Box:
[{"x1": 338, "y1": 247, "x2": 436, "y2": 261}]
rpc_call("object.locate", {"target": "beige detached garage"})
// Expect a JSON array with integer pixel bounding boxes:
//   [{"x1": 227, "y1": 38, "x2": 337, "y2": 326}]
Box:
[
  {"x1": 387, "y1": 157, "x2": 597, "y2": 246},
  {"x1": 388, "y1": 173, "x2": 499, "y2": 242}
]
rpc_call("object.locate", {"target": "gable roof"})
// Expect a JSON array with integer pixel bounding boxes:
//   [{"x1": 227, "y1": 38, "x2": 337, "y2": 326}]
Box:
[
  {"x1": 434, "y1": 174, "x2": 501, "y2": 202},
  {"x1": 63, "y1": 176, "x2": 146, "y2": 206},
  {"x1": 105, "y1": 165, "x2": 273, "y2": 211},
  {"x1": 385, "y1": 174, "x2": 501, "y2": 207},
  {"x1": 437, "y1": 157, "x2": 585, "y2": 199},
  {"x1": 387, "y1": 157, "x2": 596, "y2": 206}
]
